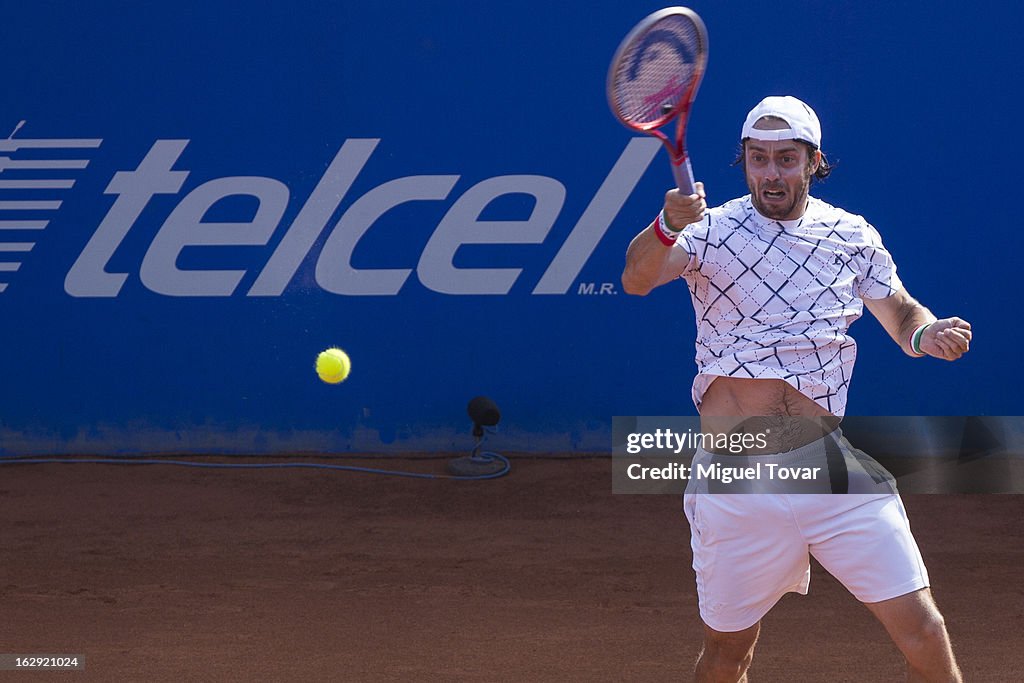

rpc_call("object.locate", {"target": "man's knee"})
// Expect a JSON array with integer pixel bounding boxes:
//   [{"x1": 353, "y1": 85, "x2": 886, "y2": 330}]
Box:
[
  {"x1": 878, "y1": 592, "x2": 947, "y2": 643},
  {"x1": 698, "y1": 623, "x2": 760, "y2": 679},
  {"x1": 899, "y1": 609, "x2": 951, "y2": 656},
  {"x1": 897, "y1": 611, "x2": 962, "y2": 681},
  {"x1": 866, "y1": 589, "x2": 961, "y2": 679}
]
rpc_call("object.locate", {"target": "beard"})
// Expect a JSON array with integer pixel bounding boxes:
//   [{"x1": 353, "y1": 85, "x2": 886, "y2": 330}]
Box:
[{"x1": 747, "y1": 171, "x2": 812, "y2": 221}]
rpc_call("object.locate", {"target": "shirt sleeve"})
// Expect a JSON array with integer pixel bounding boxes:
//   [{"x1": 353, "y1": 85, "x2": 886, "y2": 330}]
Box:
[
  {"x1": 854, "y1": 222, "x2": 903, "y2": 299},
  {"x1": 675, "y1": 212, "x2": 713, "y2": 279}
]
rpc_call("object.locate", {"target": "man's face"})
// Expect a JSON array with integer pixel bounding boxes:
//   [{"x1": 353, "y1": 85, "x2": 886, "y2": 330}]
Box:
[{"x1": 744, "y1": 119, "x2": 820, "y2": 221}]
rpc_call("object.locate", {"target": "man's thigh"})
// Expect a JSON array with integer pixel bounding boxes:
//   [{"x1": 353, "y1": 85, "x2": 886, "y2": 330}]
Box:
[{"x1": 863, "y1": 587, "x2": 942, "y2": 635}]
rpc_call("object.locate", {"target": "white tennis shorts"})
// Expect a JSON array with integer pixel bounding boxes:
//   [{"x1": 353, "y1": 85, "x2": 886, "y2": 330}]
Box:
[{"x1": 682, "y1": 432, "x2": 930, "y2": 633}]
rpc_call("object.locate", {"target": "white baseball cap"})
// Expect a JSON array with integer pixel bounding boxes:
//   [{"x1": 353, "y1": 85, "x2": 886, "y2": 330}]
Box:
[{"x1": 741, "y1": 96, "x2": 822, "y2": 149}]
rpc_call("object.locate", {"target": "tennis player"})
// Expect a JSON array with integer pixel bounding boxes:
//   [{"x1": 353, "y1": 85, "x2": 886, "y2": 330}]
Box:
[{"x1": 622, "y1": 96, "x2": 969, "y2": 682}]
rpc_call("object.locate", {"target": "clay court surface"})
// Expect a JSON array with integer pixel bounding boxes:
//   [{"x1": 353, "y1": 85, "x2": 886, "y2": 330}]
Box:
[{"x1": 2, "y1": 456, "x2": 1022, "y2": 681}]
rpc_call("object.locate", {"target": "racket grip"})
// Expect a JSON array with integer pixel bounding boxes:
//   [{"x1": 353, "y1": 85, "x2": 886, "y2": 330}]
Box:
[{"x1": 672, "y1": 156, "x2": 696, "y2": 195}]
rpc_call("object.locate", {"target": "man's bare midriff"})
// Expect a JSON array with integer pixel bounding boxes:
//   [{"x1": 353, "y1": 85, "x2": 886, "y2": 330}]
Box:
[{"x1": 698, "y1": 377, "x2": 839, "y2": 454}]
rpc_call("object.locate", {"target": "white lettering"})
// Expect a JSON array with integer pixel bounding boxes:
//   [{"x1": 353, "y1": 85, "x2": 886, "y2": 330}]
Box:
[
  {"x1": 765, "y1": 465, "x2": 822, "y2": 480},
  {"x1": 65, "y1": 140, "x2": 190, "y2": 297},
  {"x1": 533, "y1": 138, "x2": 659, "y2": 294},
  {"x1": 63, "y1": 137, "x2": 659, "y2": 298},
  {"x1": 418, "y1": 175, "x2": 565, "y2": 295},
  {"x1": 249, "y1": 139, "x2": 380, "y2": 296},
  {"x1": 697, "y1": 463, "x2": 716, "y2": 480},
  {"x1": 316, "y1": 175, "x2": 458, "y2": 295},
  {"x1": 140, "y1": 177, "x2": 289, "y2": 296}
]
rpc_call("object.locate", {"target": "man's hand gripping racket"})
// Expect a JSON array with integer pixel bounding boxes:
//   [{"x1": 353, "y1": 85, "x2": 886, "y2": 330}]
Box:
[{"x1": 607, "y1": 7, "x2": 708, "y2": 201}]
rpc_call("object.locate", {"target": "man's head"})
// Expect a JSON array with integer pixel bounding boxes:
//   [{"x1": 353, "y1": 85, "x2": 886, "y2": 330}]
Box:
[{"x1": 737, "y1": 96, "x2": 832, "y2": 221}]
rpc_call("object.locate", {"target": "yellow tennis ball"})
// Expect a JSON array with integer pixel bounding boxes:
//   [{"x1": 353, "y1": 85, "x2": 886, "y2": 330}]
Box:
[{"x1": 316, "y1": 347, "x2": 351, "y2": 384}]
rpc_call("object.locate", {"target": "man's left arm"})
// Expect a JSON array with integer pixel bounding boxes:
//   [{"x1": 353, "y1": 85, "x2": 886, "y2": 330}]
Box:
[{"x1": 863, "y1": 288, "x2": 972, "y2": 361}]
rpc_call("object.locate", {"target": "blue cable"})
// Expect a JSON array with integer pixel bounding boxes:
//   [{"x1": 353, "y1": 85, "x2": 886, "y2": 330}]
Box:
[{"x1": 0, "y1": 450, "x2": 511, "y2": 481}]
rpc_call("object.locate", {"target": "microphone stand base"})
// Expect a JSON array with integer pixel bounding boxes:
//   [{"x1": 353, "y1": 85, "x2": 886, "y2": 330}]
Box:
[{"x1": 446, "y1": 454, "x2": 506, "y2": 477}]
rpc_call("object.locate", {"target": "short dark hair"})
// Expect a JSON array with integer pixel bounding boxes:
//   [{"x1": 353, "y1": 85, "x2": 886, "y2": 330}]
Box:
[{"x1": 732, "y1": 140, "x2": 834, "y2": 183}]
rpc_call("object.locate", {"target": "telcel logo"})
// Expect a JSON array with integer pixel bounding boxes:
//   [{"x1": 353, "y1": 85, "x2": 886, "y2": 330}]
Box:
[{"x1": 64, "y1": 138, "x2": 659, "y2": 297}]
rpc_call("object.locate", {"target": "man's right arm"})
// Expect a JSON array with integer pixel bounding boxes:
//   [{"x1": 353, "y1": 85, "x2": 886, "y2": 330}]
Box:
[{"x1": 621, "y1": 183, "x2": 707, "y2": 296}]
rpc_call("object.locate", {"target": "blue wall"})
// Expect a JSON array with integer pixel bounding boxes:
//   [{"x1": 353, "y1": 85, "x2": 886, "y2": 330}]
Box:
[{"x1": 1, "y1": 1, "x2": 1018, "y2": 454}]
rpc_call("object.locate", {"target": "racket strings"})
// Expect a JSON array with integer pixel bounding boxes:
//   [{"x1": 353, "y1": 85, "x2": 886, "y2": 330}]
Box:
[{"x1": 611, "y1": 16, "x2": 703, "y2": 128}]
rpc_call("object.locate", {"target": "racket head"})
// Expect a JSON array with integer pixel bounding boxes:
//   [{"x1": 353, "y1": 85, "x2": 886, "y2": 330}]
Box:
[{"x1": 606, "y1": 7, "x2": 708, "y2": 132}]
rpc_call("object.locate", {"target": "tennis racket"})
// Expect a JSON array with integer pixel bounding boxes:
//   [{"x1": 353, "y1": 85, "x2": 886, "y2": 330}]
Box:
[{"x1": 607, "y1": 7, "x2": 708, "y2": 194}]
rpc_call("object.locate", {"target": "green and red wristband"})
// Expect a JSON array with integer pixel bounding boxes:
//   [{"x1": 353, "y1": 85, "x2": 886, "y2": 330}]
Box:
[{"x1": 910, "y1": 323, "x2": 931, "y2": 357}]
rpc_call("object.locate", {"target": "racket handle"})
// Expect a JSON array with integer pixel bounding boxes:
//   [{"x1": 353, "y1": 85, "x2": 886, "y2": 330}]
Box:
[{"x1": 672, "y1": 156, "x2": 696, "y2": 195}]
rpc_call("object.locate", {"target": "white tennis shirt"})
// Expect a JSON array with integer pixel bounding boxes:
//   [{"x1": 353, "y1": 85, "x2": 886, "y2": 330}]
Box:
[{"x1": 674, "y1": 195, "x2": 902, "y2": 416}]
